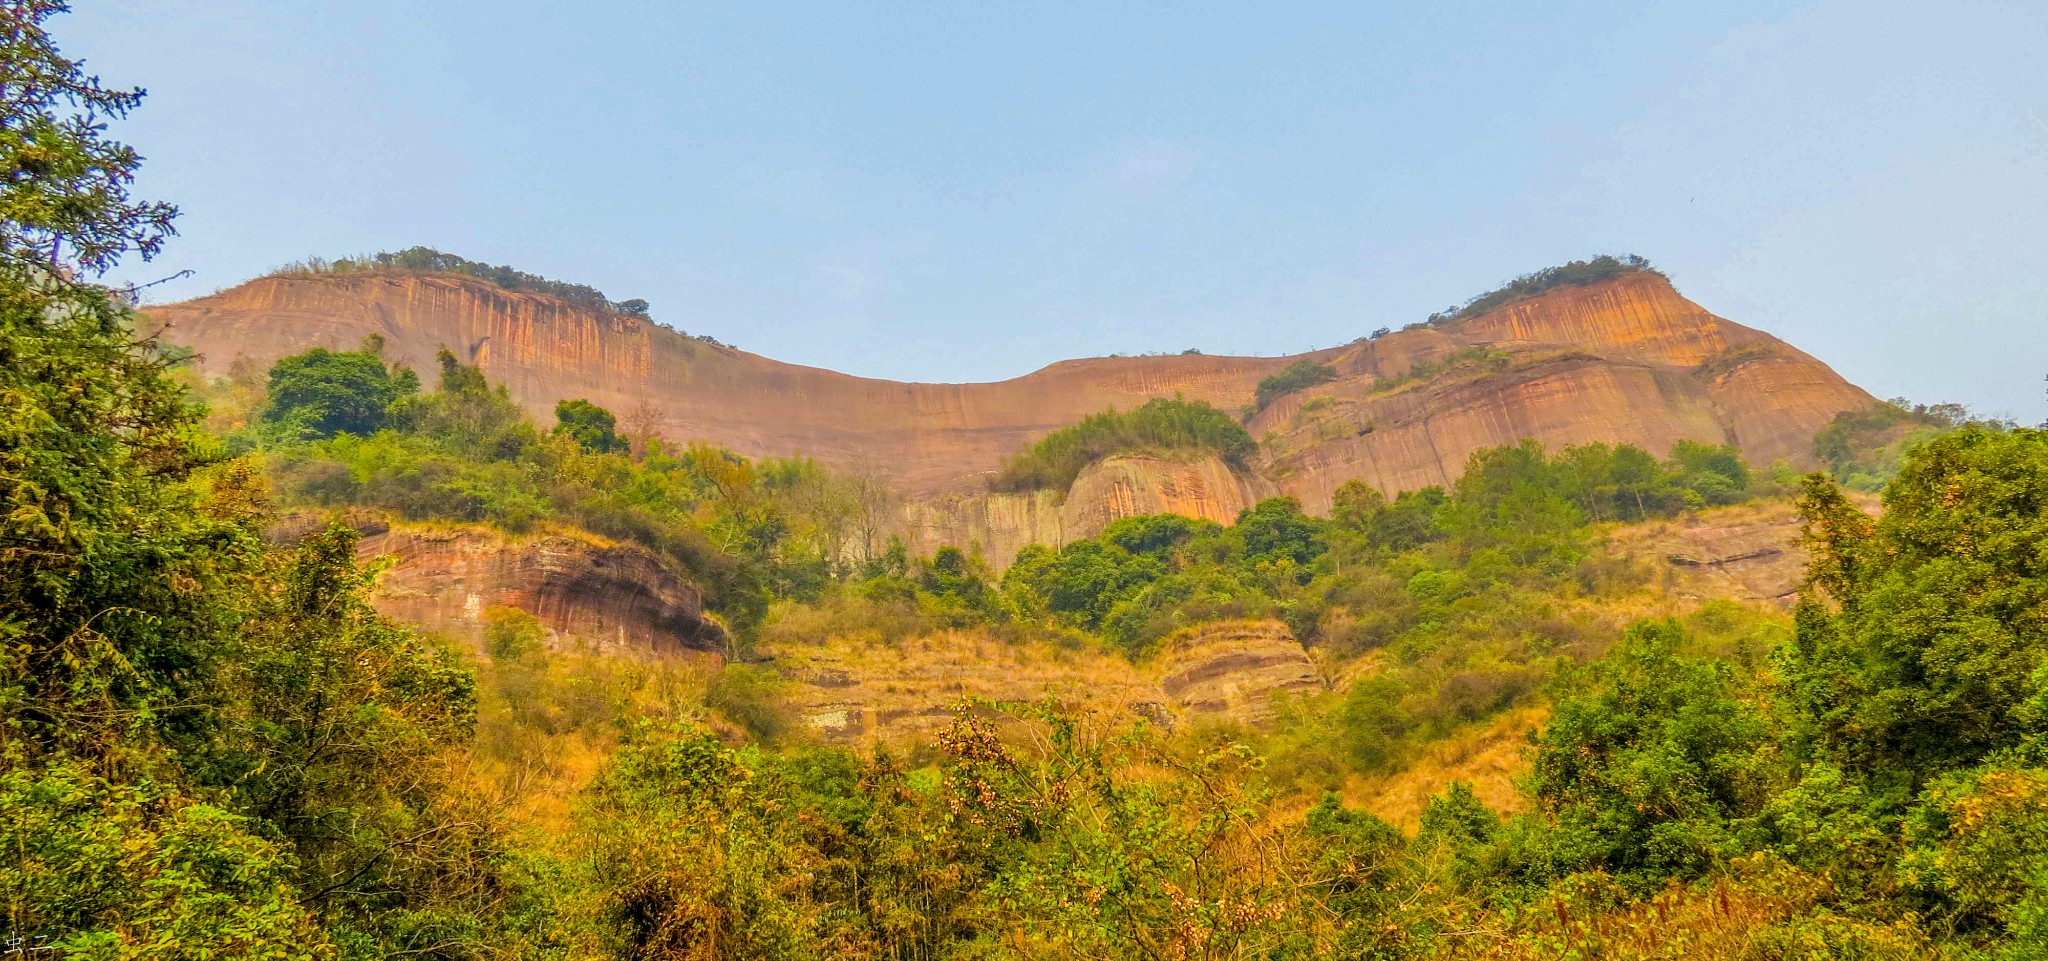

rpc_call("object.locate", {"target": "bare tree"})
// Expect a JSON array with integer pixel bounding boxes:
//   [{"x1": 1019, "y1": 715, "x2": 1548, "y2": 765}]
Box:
[
  {"x1": 844, "y1": 457, "x2": 902, "y2": 567},
  {"x1": 621, "y1": 399, "x2": 666, "y2": 461}
]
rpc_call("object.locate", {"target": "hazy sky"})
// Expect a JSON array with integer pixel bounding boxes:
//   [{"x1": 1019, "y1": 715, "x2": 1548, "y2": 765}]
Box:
[{"x1": 70, "y1": 1, "x2": 2048, "y2": 420}]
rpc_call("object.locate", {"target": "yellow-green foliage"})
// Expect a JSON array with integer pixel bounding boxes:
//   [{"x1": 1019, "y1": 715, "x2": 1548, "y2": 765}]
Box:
[{"x1": 991, "y1": 396, "x2": 1257, "y2": 493}]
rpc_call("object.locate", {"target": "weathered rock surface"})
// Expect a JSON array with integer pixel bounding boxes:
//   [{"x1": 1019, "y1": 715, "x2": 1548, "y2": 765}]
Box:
[
  {"x1": 1602, "y1": 493, "x2": 1879, "y2": 606},
  {"x1": 1248, "y1": 274, "x2": 1875, "y2": 512},
  {"x1": 149, "y1": 271, "x2": 1871, "y2": 516},
  {"x1": 907, "y1": 454, "x2": 1275, "y2": 560},
  {"x1": 771, "y1": 632, "x2": 1167, "y2": 744},
  {"x1": 773, "y1": 618, "x2": 1322, "y2": 744},
  {"x1": 351, "y1": 522, "x2": 725, "y2": 655},
  {"x1": 1153, "y1": 620, "x2": 1327, "y2": 725}
]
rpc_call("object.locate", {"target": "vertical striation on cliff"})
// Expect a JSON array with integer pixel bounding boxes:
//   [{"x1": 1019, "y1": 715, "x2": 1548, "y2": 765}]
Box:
[{"x1": 151, "y1": 268, "x2": 1873, "y2": 529}]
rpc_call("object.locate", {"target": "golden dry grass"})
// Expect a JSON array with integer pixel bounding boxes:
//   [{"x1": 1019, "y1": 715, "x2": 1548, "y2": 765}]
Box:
[{"x1": 1348, "y1": 705, "x2": 1544, "y2": 828}]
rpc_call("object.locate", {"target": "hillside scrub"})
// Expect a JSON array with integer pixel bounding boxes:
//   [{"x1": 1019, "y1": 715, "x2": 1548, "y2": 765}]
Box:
[
  {"x1": 1813, "y1": 395, "x2": 2005, "y2": 490},
  {"x1": 1366, "y1": 346, "x2": 1513, "y2": 394},
  {"x1": 1252, "y1": 359, "x2": 1340, "y2": 412},
  {"x1": 249, "y1": 346, "x2": 884, "y2": 637},
  {"x1": 991, "y1": 396, "x2": 1257, "y2": 493},
  {"x1": 271, "y1": 245, "x2": 644, "y2": 315},
  {"x1": 1423, "y1": 254, "x2": 1660, "y2": 327}
]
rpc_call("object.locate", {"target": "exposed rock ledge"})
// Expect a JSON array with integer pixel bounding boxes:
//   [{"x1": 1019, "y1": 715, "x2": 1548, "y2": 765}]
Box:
[
  {"x1": 271, "y1": 514, "x2": 725, "y2": 656},
  {"x1": 1154, "y1": 620, "x2": 1329, "y2": 725},
  {"x1": 907, "y1": 454, "x2": 1275, "y2": 566},
  {"x1": 779, "y1": 618, "x2": 1326, "y2": 744}
]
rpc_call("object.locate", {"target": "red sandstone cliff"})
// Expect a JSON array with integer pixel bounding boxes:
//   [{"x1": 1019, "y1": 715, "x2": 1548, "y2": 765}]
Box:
[{"x1": 149, "y1": 269, "x2": 1872, "y2": 511}]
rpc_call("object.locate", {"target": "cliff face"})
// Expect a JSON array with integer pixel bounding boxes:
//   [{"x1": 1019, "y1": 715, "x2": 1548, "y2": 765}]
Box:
[
  {"x1": 150, "y1": 272, "x2": 1303, "y2": 498},
  {"x1": 351, "y1": 522, "x2": 725, "y2": 656},
  {"x1": 1603, "y1": 493, "x2": 1879, "y2": 607},
  {"x1": 151, "y1": 270, "x2": 1872, "y2": 519},
  {"x1": 907, "y1": 454, "x2": 1275, "y2": 559},
  {"x1": 1248, "y1": 275, "x2": 1873, "y2": 511}
]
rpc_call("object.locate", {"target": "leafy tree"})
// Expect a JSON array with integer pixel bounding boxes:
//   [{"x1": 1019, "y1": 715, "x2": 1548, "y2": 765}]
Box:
[
  {"x1": 1782, "y1": 428, "x2": 2048, "y2": 789},
  {"x1": 0, "y1": 0, "x2": 254, "y2": 763},
  {"x1": 386, "y1": 347, "x2": 537, "y2": 459},
  {"x1": 260, "y1": 342, "x2": 418, "y2": 438},
  {"x1": 1367, "y1": 486, "x2": 1449, "y2": 553},
  {"x1": 1235, "y1": 496, "x2": 1327, "y2": 569},
  {"x1": 1001, "y1": 540, "x2": 1159, "y2": 630},
  {"x1": 0, "y1": 0, "x2": 178, "y2": 279},
  {"x1": 1524, "y1": 620, "x2": 1777, "y2": 887},
  {"x1": 1669, "y1": 439, "x2": 1751, "y2": 505},
  {"x1": 916, "y1": 545, "x2": 997, "y2": 622},
  {"x1": 1554, "y1": 442, "x2": 1684, "y2": 521},
  {"x1": 1441, "y1": 440, "x2": 1584, "y2": 565},
  {"x1": 0, "y1": 764, "x2": 328, "y2": 959},
  {"x1": 1100, "y1": 512, "x2": 1219, "y2": 559},
  {"x1": 554, "y1": 397, "x2": 629, "y2": 453},
  {"x1": 1329, "y1": 479, "x2": 1386, "y2": 531}
]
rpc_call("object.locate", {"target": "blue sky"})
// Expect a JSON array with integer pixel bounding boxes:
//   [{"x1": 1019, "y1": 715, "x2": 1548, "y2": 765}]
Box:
[{"x1": 72, "y1": 1, "x2": 2048, "y2": 420}]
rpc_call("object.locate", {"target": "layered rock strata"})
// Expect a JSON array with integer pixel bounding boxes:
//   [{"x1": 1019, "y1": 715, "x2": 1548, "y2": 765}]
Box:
[
  {"x1": 150, "y1": 271, "x2": 1871, "y2": 513},
  {"x1": 354, "y1": 522, "x2": 725, "y2": 656},
  {"x1": 776, "y1": 618, "x2": 1325, "y2": 744}
]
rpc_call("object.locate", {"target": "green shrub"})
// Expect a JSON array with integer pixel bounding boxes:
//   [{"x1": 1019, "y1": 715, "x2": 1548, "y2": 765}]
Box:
[
  {"x1": 1424, "y1": 254, "x2": 1659, "y2": 326},
  {"x1": 553, "y1": 398, "x2": 629, "y2": 453},
  {"x1": 1252, "y1": 360, "x2": 1339, "y2": 412},
  {"x1": 273, "y1": 246, "x2": 647, "y2": 316},
  {"x1": 991, "y1": 396, "x2": 1256, "y2": 493}
]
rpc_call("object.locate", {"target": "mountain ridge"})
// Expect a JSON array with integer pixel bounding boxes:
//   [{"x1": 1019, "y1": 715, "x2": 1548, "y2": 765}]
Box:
[{"x1": 146, "y1": 265, "x2": 1875, "y2": 515}]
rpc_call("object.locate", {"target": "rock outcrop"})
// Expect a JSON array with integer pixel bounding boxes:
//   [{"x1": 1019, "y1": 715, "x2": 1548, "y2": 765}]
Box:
[
  {"x1": 908, "y1": 454, "x2": 1275, "y2": 560},
  {"x1": 1248, "y1": 274, "x2": 1875, "y2": 512},
  {"x1": 772, "y1": 631, "x2": 1167, "y2": 745},
  {"x1": 1153, "y1": 620, "x2": 1327, "y2": 725},
  {"x1": 774, "y1": 618, "x2": 1322, "y2": 745},
  {"x1": 148, "y1": 269, "x2": 1872, "y2": 519},
  {"x1": 352, "y1": 522, "x2": 725, "y2": 656},
  {"x1": 1603, "y1": 493, "x2": 1879, "y2": 607}
]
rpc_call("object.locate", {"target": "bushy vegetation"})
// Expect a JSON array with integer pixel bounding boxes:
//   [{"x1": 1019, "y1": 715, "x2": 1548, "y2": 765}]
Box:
[
  {"x1": 1365, "y1": 345, "x2": 1515, "y2": 394},
  {"x1": 552, "y1": 397, "x2": 629, "y2": 453},
  {"x1": 1252, "y1": 359, "x2": 1339, "y2": 412},
  {"x1": 1814, "y1": 395, "x2": 2004, "y2": 490},
  {"x1": 257, "y1": 335, "x2": 419, "y2": 439},
  {"x1": 991, "y1": 396, "x2": 1257, "y2": 494},
  {"x1": 272, "y1": 245, "x2": 645, "y2": 316},
  {"x1": 990, "y1": 438, "x2": 1760, "y2": 663},
  {"x1": 1425, "y1": 254, "x2": 1659, "y2": 327},
  {"x1": 249, "y1": 346, "x2": 894, "y2": 636}
]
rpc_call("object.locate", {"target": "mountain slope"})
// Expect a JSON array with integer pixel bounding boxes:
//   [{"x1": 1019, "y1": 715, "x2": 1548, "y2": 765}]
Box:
[{"x1": 148, "y1": 268, "x2": 1872, "y2": 509}]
